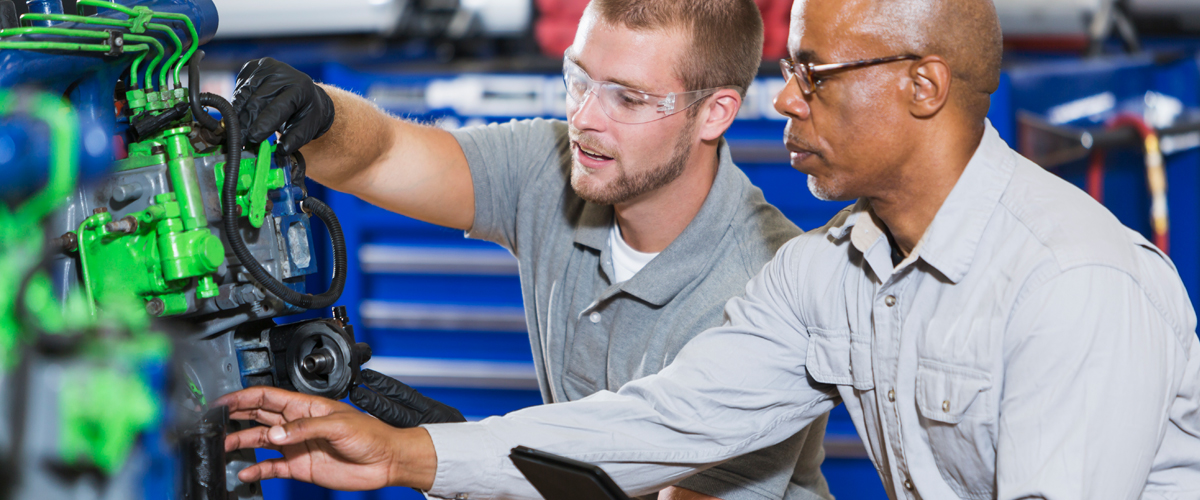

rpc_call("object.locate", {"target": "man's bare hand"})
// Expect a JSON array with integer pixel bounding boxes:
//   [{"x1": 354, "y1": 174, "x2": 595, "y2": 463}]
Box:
[{"x1": 217, "y1": 387, "x2": 437, "y2": 491}]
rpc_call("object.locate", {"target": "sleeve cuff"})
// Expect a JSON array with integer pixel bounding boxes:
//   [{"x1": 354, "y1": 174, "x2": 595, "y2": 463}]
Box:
[{"x1": 423, "y1": 423, "x2": 505, "y2": 499}]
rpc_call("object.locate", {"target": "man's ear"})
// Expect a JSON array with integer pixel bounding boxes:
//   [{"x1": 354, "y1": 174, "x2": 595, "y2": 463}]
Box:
[
  {"x1": 698, "y1": 88, "x2": 742, "y2": 141},
  {"x1": 909, "y1": 55, "x2": 951, "y2": 118}
]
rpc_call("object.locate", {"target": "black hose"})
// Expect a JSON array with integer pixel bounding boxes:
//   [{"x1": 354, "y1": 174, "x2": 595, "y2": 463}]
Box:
[
  {"x1": 198, "y1": 92, "x2": 345, "y2": 310},
  {"x1": 188, "y1": 50, "x2": 222, "y2": 132}
]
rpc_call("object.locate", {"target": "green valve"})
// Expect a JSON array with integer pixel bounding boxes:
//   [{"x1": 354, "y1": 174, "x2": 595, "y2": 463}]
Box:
[
  {"x1": 214, "y1": 141, "x2": 287, "y2": 228},
  {"x1": 125, "y1": 89, "x2": 147, "y2": 113},
  {"x1": 144, "y1": 91, "x2": 166, "y2": 111}
]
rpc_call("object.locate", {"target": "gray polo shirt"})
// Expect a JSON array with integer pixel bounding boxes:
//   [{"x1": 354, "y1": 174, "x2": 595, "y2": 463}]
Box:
[{"x1": 453, "y1": 118, "x2": 830, "y2": 500}]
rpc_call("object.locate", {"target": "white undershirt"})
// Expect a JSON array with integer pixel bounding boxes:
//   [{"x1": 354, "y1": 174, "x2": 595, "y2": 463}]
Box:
[{"x1": 609, "y1": 222, "x2": 660, "y2": 283}]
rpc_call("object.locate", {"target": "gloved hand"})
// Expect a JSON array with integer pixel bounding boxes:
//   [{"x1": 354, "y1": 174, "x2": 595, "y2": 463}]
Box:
[
  {"x1": 231, "y1": 57, "x2": 335, "y2": 154},
  {"x1": 349, "y1": 369, "x2": 466, "y2": 427}
]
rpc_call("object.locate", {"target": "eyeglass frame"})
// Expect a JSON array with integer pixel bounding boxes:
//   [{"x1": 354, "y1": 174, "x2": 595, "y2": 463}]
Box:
[
  {"x1": 562, "y1": 57, "x2": 743, "y2": 124},
  {"x1": 780, "y1": 54, "x2": 921, "y2": 96}
]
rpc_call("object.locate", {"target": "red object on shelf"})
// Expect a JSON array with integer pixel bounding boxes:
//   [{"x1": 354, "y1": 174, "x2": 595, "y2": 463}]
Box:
[
  {"x1": 534, "y1": 0, "x2": 590, "y2": 58},
  {"x1": 758, "y1": 0, "x2": 792, "y2": 59},
  {"x1": 533, "y1": 0, "x2": 794, "y2": 60}
]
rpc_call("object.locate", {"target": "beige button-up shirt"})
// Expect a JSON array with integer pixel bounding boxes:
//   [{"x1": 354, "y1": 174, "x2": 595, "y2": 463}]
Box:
[{"x1": 425, "y1": 121, "x2": 1200, "y2": 499}]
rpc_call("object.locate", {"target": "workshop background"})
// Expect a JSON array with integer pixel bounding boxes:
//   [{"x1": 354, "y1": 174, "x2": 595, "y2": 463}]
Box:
[
  {"x1": 3, "y1": 0, "x2": 1200, "y2": 499},
  {"x1": 203, "y1": 1, "x2": 1200, "y2": 499}
]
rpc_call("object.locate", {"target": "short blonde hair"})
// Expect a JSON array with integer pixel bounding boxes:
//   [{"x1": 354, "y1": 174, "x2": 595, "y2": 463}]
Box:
[{"x1": 592, "y1": 0, "x2": 764, "y2": 96}]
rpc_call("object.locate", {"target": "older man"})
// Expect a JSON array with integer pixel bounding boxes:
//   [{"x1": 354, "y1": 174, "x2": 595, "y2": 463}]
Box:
[
  {"x1": 227, "y1": 1, "x2": 831, "y2": 499},
  {"x1": 221, "y1": 0, "x2": 1200, "y2": 498}
]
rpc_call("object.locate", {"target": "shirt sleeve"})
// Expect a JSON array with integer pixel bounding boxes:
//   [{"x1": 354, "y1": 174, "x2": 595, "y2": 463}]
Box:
[
  {"x1": 996, "y1": 264, "x2": 1188, "y2": 499},
  {"x1": 424, "y1": 238, "x2": 839, "y2": 500},
  {"x1": 452, "y1": 118, "x2": 570, "y2": 251},
  {"x1": 673, "y1": 413, "x2": 829, "y2": 500}
]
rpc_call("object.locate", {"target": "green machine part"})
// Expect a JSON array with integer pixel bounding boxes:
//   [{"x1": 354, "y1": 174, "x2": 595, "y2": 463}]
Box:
[
  {"x1": 76, "y1": 125, "x2": 227, "y2": 317},
  {"x1": 0, "y1": 88, "x2": 170, "y2": 474}
]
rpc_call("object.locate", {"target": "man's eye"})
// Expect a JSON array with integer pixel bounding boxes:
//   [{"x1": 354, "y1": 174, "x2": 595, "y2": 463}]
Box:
[{"x1": 617, "y1": 92, "x2": 647, "y2": 108}]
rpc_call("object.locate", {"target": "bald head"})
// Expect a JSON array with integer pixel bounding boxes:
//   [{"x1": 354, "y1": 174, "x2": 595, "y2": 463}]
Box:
[{"x1": 795, "y1": 0, "x2": 1003, "y2": 120}]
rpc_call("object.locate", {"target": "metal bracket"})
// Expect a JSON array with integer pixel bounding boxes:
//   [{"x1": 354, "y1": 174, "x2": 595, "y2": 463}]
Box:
[{"x1": 104, "y1": 30, "x2": 124, "y2": 57}]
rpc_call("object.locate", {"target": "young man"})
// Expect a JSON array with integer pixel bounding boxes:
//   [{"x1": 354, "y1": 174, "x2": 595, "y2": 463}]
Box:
[
  {"x1": 220, "y1": 0, "x2": 1200, "y2": 498},
  {"x1": 228, "y1": 1, "x2": 830, "y2": 499}
]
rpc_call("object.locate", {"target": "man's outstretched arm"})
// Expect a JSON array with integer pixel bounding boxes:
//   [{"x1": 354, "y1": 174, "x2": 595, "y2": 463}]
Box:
[
  {"x1": 233, "y1": 58, "x2": 474, "y2": 230},
  {"x1": 222, "y1": 237, "x2": 839, "y2": 499}
]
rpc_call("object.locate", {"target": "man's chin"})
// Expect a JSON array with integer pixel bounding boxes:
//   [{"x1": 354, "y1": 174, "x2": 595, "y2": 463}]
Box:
[
  {"x1": 570, "y1": 169, "x2": 616, "y2": 205},
  {"x1": 806, "y1": 175, "x2": 855, "y2": 202}
]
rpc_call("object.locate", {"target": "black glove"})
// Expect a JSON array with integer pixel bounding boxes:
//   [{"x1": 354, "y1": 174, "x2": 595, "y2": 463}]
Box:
[
  {"x1": 231, "y1": 57, "x2": 335, "y2": 155},
  {"x1": 349, "y1": 369, "x2": 466, "y2": 427}
]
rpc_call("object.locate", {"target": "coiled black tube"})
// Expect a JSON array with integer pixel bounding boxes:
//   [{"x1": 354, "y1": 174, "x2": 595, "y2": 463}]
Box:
[
  {"x1": 188, "y1": 51, "x2": 223, "y2": 132},
  {"x1": 198, "y1": 92, "x2": 346, "y2": 310}
]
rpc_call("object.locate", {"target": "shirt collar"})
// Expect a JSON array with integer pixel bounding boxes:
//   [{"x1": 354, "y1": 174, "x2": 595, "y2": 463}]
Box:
[
  {"x1": 839, "y1": 120, "x2": 1015, "y2": 284},
  {"x1": 573, "y1": 138, "x2": 745, "y2": 306}
]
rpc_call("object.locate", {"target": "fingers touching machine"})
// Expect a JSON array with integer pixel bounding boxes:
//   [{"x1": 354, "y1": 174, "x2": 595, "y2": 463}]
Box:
[{"x1": 0, "y1": 1, "x2": 371, "y2": 498}]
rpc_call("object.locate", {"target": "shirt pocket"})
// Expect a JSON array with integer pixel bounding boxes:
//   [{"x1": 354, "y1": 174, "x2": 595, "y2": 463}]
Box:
[
  {"x1": 806, "y1": 327, "x2": 874, "y2": 391},
  {"x1": 915, "y1": 360, "x2": 991, "y2": 423},
  {"x1": 915, "y1": 359, "x2": 996, "y2": 499}
]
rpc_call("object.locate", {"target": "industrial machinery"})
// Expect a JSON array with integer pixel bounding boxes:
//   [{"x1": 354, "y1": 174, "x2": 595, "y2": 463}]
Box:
[{"x1": 0, "y1": 1, "x2": 371, "y2": 498}]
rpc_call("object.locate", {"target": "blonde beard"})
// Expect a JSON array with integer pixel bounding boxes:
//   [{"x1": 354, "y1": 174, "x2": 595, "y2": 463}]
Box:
[{"x1": 570, "y1": 115, "x2": 698, "y2": 205}]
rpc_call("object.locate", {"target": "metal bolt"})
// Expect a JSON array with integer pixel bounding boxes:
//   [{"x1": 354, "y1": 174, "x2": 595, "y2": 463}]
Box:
[
  {"x1": 104, "y1": 216, "x2": 138, "y2": 234},
  {"x1": 59, "y1": 232, "x2": 79, "y2": 252},
  {"x1": 234, "y1": 205, "x2": 243, "y2": 217},
  {"x1": 145, "y1": 298, "x2": 165, "y2": 317},
  {"x1": 114, "y1": 37, "x2": 123, "y2": 46},
  {"x1": 151, "y1": 145, "x2": 165, "y2": 156},
  {"x1": 92, "y1": 206, "x2": 109, "y2": 215},
  {"x1": 264, "y1": 199, "x2": 274, "y2": 213},
  {"x1": 301, "y1": 351, "x2": 335, "y2": 376}
]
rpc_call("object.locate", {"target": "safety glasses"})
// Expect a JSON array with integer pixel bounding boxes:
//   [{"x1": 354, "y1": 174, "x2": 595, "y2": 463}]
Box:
[
  {"x1": 780, "y1": 54, "x2": 920, "y2": 96},
  {"x1": 562, "y1": 57, "x2": 737, "y2": 124}
]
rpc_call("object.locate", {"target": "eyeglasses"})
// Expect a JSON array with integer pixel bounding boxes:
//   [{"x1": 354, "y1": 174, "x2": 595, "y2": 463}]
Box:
[
  {"x1": 780, "y1": 54, "x2": 920, "y2": 96},
  {"x1": 563, "y1": 57, "x2": 738, "y2": 124}
]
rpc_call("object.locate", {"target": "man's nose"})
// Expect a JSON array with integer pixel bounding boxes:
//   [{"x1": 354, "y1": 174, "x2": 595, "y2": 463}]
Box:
[
  {"x1": 773, "y1": 79, "x2": 811, "y2": 121},
  {"x1": 569, "y1": 89, "x2": 607, "y2": 131}
]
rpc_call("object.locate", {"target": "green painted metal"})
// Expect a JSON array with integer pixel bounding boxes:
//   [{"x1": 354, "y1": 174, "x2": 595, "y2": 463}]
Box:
[
  {"x1": 0, "y1": 90, "x2": 171, "y2": 478},
  {"x1": 20, "y1": 13, "x2": 185, "y2": 89},
  {"x1": 214, "y1": 140, "x2": 287, "y2": 228},
  {"x1": 112, "y1": 152, "x2": 166, "y2": 172},
  {"x1": 59, "y1": 367, "x2": 158, "y2": 474},
  {"x1": 77, "y1": 0, "x2": 201, "y2": 86}
]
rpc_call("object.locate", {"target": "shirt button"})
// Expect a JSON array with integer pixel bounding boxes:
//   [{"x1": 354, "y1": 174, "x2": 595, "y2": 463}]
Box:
[
  {"x1": 887, "y1": 389, "x2": 895, "y2": 402},
  {"x1": 884, "y1": 295, "x2": 896, "y2": 307},
  {"x1": 942, "y1": 400, "x2": 951, "y2": 412},
  {"x1": 589, "y1": 311, "x2": 601, "y2": 323},
  {"x1": 904, "y1": 479, "x2": 913, "y2": 490}
]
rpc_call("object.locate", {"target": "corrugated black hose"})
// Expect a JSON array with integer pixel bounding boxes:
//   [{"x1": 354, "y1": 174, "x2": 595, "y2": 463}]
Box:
[
  {"x1": 188, "y1": 50, "x2": 223, "y2": 132},
  {"x1": 197, "y1": 92, "x2": 346, "y2": 310}
]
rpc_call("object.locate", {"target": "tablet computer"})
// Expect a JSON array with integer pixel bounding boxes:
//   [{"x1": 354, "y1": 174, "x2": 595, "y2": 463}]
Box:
[{"x1": 509, "y1": 446, "x2": 632, "y2": 500}]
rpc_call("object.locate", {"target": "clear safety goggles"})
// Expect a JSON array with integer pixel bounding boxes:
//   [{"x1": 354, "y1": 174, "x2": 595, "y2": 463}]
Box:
[{"x1": 562, "y1": 57, "x2": 737, "y2": 124}]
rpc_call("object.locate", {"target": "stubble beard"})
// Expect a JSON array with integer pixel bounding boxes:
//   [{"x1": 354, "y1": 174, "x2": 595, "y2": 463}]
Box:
[
  {"x1": 807, "y1": 174, "x2": 837, "y2": 201},
  {"x1": 570, "y1": 116, "x2": 697, "y2": 206}
]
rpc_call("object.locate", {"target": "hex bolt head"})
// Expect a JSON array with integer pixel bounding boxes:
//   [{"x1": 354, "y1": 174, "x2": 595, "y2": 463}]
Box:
[
  {"x1": 59, "y1": 232, "x2": 79, "y2": 252},
  {"x1": 92, "y1": 206, "x2": 109, "y2": 215},
  {"x1": 145, "y1": 298, "x2": 165, "y2": 317},
  {"x1": 114, "y1": 37, "x2": 123, "y2": 46}
]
